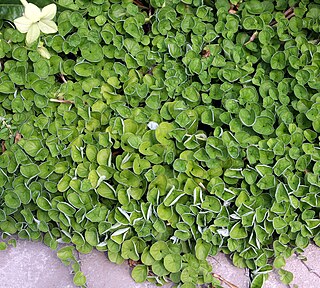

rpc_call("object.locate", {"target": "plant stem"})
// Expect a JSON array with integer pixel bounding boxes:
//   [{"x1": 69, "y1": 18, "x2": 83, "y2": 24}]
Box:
[
  {"x1": 14, "y1": 132, "x2": 22, "y2": 143},
  {"x1": 244, "y1": 31, "x2": 258, "y2": 45},
  {"x1": 133, "y1": 0, "x2": 149, "y2": 9},
  {"x1": 284, "y1": 7, "x2": 294, "y2": 17},
  {"x1": 50, "y1": 99, "x2": 74, "y2": 104},
  {"x1": 60, "y1": 74, "x2": 67, "y2": 83},
  {"x1": 286, "y1": 12, "x2": 295, "y2": 19},
  {"x1": 212, "y1": 273, "x2": 239, "y2": 288},
  {"x1": 1, "y1": 140, "x2": 6, "y2": 153}
]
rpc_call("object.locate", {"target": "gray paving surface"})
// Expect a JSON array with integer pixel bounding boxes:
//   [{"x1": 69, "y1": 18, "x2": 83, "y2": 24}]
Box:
[
  {"x1": 0, "y1": 239, "x2": 319, "y2": 288},
  {"x1": 207, "y1": 253, "x2": 250, "y2": 288},
  {"x1": 0, "y1": 240, "x2": 75, "y2": 288},
  {"x1": 264, "y1": 244, "x2": 320, "y2": 288},
  {"x1": 80, "y1": 249, "x2": 159, "y2": 288}
]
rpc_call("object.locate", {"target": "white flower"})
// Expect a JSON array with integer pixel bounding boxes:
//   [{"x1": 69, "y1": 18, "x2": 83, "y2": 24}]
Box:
[
  {"x1": 147, "y1": 121, "x2": 159, "y2": 130},
  {"x1": 14, "y1": 0, "x2": 58, "y2": 45}
]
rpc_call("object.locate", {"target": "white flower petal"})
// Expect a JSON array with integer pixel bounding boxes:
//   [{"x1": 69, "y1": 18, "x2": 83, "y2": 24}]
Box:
[
  {"x1": 26, "y1": 23, "x2": 40, "y2": 45},
  {"x1": 14, "y1": 16, "x2": 32, "y2": 33},
  {"x1": 38, "y1": 20, "x2": 58, "y2": 34},
  {"x1": 24, "y1": 3, "x2": 42, "y2": 22},
  {"x1": 20, "y1": 0, "x2": 28, "y2": 7},
  {"x1": 147, "y1": 121, "x2": 159, "y2": 130},
  {"x1": 41, "y1": 4, "x2": 57, "y2": 20}
]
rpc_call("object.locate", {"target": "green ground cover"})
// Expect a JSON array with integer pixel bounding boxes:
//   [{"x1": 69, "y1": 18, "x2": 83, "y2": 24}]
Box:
[{"x1": 0, "y1": 0, "x2": 320, "y2": 287}]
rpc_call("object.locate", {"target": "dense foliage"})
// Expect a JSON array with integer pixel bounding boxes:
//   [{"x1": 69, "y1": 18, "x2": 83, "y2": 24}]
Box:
[{"x1": 1, "y1": 0, "x2": 320, "y2": 287}]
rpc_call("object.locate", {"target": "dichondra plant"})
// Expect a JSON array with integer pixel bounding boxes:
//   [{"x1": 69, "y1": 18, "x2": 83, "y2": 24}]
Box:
[{"x1": 0, "y1": 0, "x2": 320, "y2": 287}]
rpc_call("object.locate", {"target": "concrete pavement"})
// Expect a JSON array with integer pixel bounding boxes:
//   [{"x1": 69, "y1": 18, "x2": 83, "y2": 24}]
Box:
[{"x1": 0, "y1": 240, "x2": 319, "y2": 288}]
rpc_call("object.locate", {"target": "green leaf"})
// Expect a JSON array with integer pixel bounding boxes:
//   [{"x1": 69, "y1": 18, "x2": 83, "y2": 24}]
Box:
[
  {"x1": 180, "y1": 266, "x2": 197, "y2": 284},
  {"x1": 251, "y1": 274, "x2": 265, "y2": 288},
  {"x1": 273, "y1": 217, "x2": 287, "y2": 230},
  {"x1": 163, "y1": 254, "x2": 182, "y2": 273},
  {"x1": 295, "y1": 154, "x2": 311, "y2": 172},
  {"x1": 223, "y1": 69, "x2": 241, "y2": 82},
  {"x1": 0, "y1": 242, "x2": 7, "y2": 250},
  {"x1": 182, "y1": 86, "x2": 200, "y2": 102},
  {"x1": 239, "y1": 108, "x2": 255, "y2": 126},
  {"x1": 124, "y1": 18, "x2": 142, "y2": 39},
  {"x1": 121, "y1": 239, "x2": 139, "y2": 261},
  {"x1": 271, "y1": 51, "x2": 286, "y2": 70},
  {"x1": 57, "y1": 175, "x2": 71, "y2": 192},
  {"x1": 278, "y1": 269, "x2": 293, "y2": 285},
  {"x1": 74, "y1": 62, "x2": 93, "y2": 77},
  {"x1": 253, "y1": 116, "x2": 274, "y2": 135},
  {"x1": 201, "y1": 195, "x2": 221, "y2": 213},
  {"x1": 133, "y1": 158, "x2": 150, "y2": 175},
  {"x1": 274, "y1": 256, "x2": 286, "y2": 269},
  {"x1": 246, "y1": 0, "x2": 274, "y2": 14},
  {"x1": 5, "y1": 192, "x2": 21, "y2": 209},
  {"x1": 275, "y1": 183, "x2": 289, "y2": 203},
  {"x1": 20, "y1": 163, "x2": 40, "y2": 178},
  {"x1": 80, "y1": 42, "x2": 104, "y2": 62},
  {"x1": 195, "y1": 239, "x2": 212, "y2": 260},
  {"x1": 274, "y1": 158, "x2": 291, "y2": 176},
  {"x1": 57, "y1": 246, "x2": 75, "y2": 261},
  {"x1": 97, "y1": 149, "x2": 111, "y2": 166},
  {"x1": 36, "y1": 196, "x2": 52, "y2": 211},
  {"x1": 97, "y1": 182, "x2": 116, "y2": 199},
  {"x1": 0, "y1": 169, "x2": 8, "y2": 187},
  {"x1": 57, "y1": 202, "x2": 76, "y2": 216},
  {"x1": 173, "y1": 159, "x2": 187, "y2": 173},
  {"x1": 230, "y1": 222, "x2": 248, "y2": 239},
  {"x1": 85, "y1": 228, "x2": 99, "y2": 247},
  {"x1": 150, "y1": 241, "x2": 169, "y2": 261},
  {"x1": 151, "y1": 260, "x2": 170, "y2": 277},
  {"x1": 131, "y1": 265, "x2": 148, "y2": 283},
  {"x1": 73, "y1": 271, "x2": 86, "y2": 286},
  {"x1": 0, "y1": 81, "x2": 15, "y2": 94}
]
